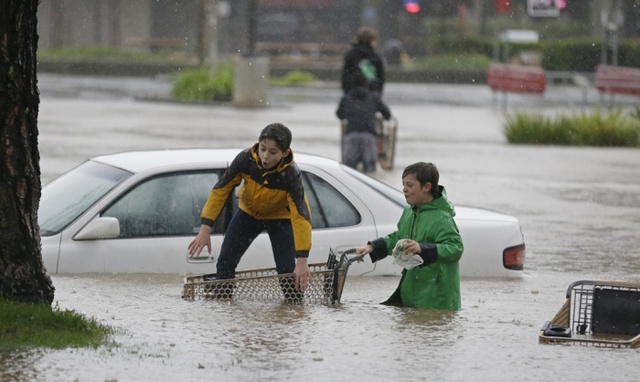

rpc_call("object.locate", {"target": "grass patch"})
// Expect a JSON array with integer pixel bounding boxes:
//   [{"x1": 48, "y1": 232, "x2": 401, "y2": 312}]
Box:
[
  {"x1": 504, "y1": 109, "x2": 640, "y2": 147},
  {"x1": 39, "y1": 46, "x2": 189, "y2": 64},
  {"x1": 171, "y1": 63, "x2": 234, "y2": 102},
  {"x1": 0, "y1": 299, "x2": 113, "y2": 350},
  {"x1": 269, "y1": 70, "x2": 316, "y2": 86},
  {"x1": 407, "y1": 53, "x2": 492, "y2": 71}
]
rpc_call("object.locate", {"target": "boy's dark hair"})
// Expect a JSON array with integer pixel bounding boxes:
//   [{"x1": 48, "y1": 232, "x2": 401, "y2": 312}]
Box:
[
  {"x1": 402, "y1": 162, "x2": 441, "y2": 197},
  {"x1": 259, "y1": 123, "x2": 292, "y2": 151}
]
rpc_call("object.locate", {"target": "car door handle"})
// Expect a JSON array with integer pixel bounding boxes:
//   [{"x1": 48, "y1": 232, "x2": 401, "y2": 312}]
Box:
[{"x1": 186, "y1": 252, "x2": 216, "y2": 263}]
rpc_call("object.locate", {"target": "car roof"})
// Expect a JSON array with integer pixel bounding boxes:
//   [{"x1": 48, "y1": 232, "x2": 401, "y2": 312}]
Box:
[
  {"x1": 90, "y1": 148, "x2": 338, "y2": 174},
  {"x1": 89, "y1": 149, "x2": 518, "y2": 223}
]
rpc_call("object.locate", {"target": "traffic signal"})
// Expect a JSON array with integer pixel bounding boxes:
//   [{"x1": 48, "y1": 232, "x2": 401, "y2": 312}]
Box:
[
  {"x1": 403, "y1": 0, "x2": 420, "y2": 14},
  {"x1": 496, "y1": 0, "x2": 511, "y2": 14}
]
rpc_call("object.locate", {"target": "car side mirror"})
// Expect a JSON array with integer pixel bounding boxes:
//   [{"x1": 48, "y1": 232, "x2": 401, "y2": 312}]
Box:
[{"x1": 74, "y1": 217, "x2": 120, "y2": 240}]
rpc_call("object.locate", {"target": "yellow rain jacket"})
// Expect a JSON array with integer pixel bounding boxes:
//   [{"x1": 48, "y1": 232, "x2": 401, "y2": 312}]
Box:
[{"x1": 200, "y1": 144, "x2": 312, "y2": 258}]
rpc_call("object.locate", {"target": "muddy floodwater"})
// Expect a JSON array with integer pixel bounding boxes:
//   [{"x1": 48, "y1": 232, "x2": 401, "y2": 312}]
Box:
[
  {"x1": 2, "y1": 81, "x2": 640, "y2": 381},
  {"x1": 3, "y1": 272, "x2": 640, "y2": 381}
]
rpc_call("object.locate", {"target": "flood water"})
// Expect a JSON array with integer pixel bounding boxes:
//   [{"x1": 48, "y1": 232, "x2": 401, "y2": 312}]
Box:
[{"x1": 2, "y1": 81, "x2": 640, "y2": 381}]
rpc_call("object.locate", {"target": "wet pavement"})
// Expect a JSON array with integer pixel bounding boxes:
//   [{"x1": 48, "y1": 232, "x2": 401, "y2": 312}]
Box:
[
  {"x1": 37, "y1": 72, "x2": 640, "y2": 108},
  {"x1": 4, "y1": 74, "x2": 639, "y2": 381}
]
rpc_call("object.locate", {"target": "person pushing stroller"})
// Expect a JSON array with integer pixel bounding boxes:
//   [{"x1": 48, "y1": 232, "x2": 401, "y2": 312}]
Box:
[{"x1": 336, "y1": 72, "x2": 392, "y2": 174}]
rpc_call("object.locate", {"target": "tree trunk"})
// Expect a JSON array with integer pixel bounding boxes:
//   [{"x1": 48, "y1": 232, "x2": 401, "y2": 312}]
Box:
[{"x1": 0, "y1": 0, "x2": 55, "y2": 304}]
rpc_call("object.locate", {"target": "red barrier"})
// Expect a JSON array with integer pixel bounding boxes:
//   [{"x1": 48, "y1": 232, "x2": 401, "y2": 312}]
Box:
[
  {"x1": 595, "y1": 65, "x2": 640, "y2": 96},
  {"x1": 487, "y1": 64, "x2": 546, "y2": 94}
]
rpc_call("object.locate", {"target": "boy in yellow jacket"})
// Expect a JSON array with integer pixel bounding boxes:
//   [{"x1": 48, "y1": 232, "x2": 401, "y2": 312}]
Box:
[{"x1": 188, "y1": 123, "x2": 312, "y2": 294}]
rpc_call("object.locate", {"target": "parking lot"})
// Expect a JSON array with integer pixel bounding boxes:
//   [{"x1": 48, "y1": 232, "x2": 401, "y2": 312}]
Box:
[{"x1": 16, "y1": 74, "x2": 640, "y2": 381}]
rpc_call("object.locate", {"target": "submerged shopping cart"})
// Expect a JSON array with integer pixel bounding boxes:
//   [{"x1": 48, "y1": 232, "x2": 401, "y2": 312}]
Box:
[
  {"x1": 340, "y1": 115, "x2": 398, "y2": 171},
  {"x1": 182, "y1": 249, "x2": 363, "y2": 305},
  {"x1": 539, "y1": 280, "x2": 640, "y2": 348}
]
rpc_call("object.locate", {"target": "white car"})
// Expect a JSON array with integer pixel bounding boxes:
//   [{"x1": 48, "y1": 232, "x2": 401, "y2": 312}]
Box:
[{"x1": 39, "y1": 149, "x2": 526, "y2": 277}]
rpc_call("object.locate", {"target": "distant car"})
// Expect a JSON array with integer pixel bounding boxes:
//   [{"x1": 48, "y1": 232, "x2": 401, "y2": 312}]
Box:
[{"x1": 39, "y1": 149, "x2": 525, "y2": 277}]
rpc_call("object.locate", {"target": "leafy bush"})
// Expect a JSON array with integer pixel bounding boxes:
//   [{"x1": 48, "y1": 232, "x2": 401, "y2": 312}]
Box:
[
  {"x1": 539, "y1": 38, "x2": 602, "y2": 72},
  {"x1": 171, "y1": 63, "x2": 234, "y2": 102},
  {"x1": 408, "y1": 53, "x2": 492, "y2": 70},
  {"x1": 505, "y1": 110, "x2": 640, "y2": 147},
  {"x1": 269, "y1": 70, "x2": 316, "y2": 86}
]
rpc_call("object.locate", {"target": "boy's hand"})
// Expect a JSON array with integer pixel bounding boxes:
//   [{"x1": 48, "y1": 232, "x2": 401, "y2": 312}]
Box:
[
  {"x1": 187, "y1": 225, "x2": 212, "y2": 257},
  {"x1": 355, "y1": 244, "x2": 373, "y2": 255},
  {"x1": 294, "y1": 258, "x2": 311, "y2": 291},
  {"x1": 402, "y1": 239, "x2": 421, "y2": 254}
]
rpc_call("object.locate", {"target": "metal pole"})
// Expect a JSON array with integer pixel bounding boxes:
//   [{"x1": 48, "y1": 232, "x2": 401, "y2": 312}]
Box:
[{"x1": 247, "y1": 0, "x2": 256, "y2": 56}]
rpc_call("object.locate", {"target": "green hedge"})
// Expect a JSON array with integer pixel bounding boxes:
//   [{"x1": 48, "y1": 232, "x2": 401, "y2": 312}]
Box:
[
  {"x1": 420, "y1": 16, "x2": 640, "y2": 71},
  {"x1": 538, "y1": 38, "x2": 640, "y2": 72},
  {"x1": 504, "y1": 109, "x2": 640, "y2": 147},
  {"x1": 171, "y1": 63, "x2": 234, "y2": 102}
]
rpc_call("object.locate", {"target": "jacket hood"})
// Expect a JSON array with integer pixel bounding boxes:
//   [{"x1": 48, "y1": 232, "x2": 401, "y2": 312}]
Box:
[{"x1": 413, "y1": 187, "x2": 456, "y2": 217}]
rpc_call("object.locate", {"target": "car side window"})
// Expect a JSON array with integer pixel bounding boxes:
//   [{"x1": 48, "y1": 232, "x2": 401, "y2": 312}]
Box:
[
  {"x1": 102, "y1": 171, "x2": 222, "y2": 238},
  {"x1": 302, "y1": 171, "x2": 361, "y2": 229}
]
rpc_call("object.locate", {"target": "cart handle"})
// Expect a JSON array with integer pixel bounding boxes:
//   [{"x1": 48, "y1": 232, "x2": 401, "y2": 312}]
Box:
[{"x1": 341, "y1": 248, "x2": 364, "y2": 266}]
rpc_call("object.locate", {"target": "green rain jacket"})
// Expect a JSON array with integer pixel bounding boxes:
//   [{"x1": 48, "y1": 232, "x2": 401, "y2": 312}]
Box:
[{"x1": 369, "y1": 187, "x2": 464, "y2": 310}]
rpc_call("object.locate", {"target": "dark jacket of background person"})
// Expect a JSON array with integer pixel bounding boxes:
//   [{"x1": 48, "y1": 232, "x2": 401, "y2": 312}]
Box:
[
  {"x1": 341, "y1": 41, "x2": 385, "y2": 95},
  {"x1": 336, "y1": 86, "x2": 391, "y2": 135}
]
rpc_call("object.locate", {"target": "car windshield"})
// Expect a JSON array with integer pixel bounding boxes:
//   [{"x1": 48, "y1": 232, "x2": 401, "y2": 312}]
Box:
[
  {"x1": 38, "y1": 161, "x2": 132, "y2": 236},
  {"x1": 341, "y1": 165, "x2": 405, "y2": 207}
]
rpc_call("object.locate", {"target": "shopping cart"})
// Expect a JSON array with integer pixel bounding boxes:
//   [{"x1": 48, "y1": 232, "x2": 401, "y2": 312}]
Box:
[
  {"x1": 539, "y1": 280, "x2": 640, "y2": 348},
  {"x1": 340, "y1": 115, "x2": 398, "y2": 171},
  {"x1": 182, "y1": 248, "x2": 363, "y2": 305}
]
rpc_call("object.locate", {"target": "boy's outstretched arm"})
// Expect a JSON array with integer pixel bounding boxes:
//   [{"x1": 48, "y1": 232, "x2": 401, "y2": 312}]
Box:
[
  {"x1": 294, "y1": 257, "x2": 311, "y2": 290},
  {"x1": 187, "y1": 224, "x2": 212, "y2": 257}
]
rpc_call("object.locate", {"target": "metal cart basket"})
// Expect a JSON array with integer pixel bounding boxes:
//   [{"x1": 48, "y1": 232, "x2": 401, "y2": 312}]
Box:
[
  {"x1": 182, "y1": 249, "x2": 363, "y2": 305},
  {"x1": 539, "y1": 280, "x2": 640, "y2": 348}
]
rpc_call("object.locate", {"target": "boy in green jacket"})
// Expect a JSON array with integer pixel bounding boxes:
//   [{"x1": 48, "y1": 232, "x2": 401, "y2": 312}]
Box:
[{"x1": 356, "y1": 162, "x2": 464, "y2": 310}]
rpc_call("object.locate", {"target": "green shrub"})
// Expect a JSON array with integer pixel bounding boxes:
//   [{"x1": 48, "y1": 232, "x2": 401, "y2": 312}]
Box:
[
  {"x1": 618, "y1": 40, "x2": 640, "y2": 68},
  {"x1": 505, "y1": 113, "x2": 570, "y2": 145},
  {"x1": 408, "y1": 53, "x2": 492, "y2": 70},
  {"x1": 573, "y1": 111, "x2": 640, "y2": 146},
  {"x1": 269, "y1": 70, "x2": 316, "y2": 86},
  {"x1": 505, "y1": 110, "x2": 640, "y2": 147},
  {"x1": 171, "y1": 63, "x2": 234, "y2": 102},
  {"x1": 539, "y1": 38, "x2": 602, "y2": 72}
]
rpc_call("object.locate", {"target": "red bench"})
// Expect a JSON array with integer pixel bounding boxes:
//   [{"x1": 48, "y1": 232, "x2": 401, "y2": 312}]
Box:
[
  {"x1": 487, "y1": 63, "x2": 546, "y2": 94},
  {"x1": 595, "y1": 65, "x2": 640, "y2": 96}
]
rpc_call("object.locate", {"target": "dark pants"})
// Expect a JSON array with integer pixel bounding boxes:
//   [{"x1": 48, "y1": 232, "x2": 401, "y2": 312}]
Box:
[
  {"x1": 215, "y1": 209, "x2": 296, "y2": 280},
  {"x1": 343, "y1": 131, "x2": 377, "y2": 173}
]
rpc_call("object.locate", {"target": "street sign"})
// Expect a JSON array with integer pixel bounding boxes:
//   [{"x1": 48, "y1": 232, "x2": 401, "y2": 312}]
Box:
[
  {"x1": 527, "y1": 0, "x2": 560, "y2": 17},
  {"x1": 500, "y1": 29, "x2": 539, "y2": 44}
]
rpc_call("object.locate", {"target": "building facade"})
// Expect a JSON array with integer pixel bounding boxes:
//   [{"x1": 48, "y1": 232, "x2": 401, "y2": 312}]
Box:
[{"x1": 36, "y1": 0, "x2": 636, "y2": 59}]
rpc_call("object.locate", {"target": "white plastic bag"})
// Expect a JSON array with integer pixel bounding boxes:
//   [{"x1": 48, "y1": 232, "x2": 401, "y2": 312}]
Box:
[{"x1": 391, "y1": 239, "x2": 423, "y2": 270}]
